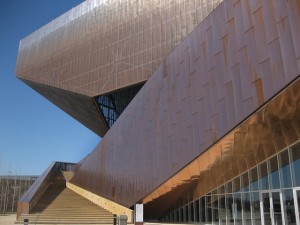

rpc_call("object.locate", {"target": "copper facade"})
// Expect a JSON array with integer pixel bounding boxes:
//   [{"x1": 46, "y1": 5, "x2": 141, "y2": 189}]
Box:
[
  {"x1": 71, "y1": 0, "x2": 300, "y2": 215},
  {"x1": 16, "y1": 0, "x2": 300, "y2": 221}
]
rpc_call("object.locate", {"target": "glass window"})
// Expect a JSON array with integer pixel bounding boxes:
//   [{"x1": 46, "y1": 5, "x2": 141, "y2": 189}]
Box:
[
  {"x1": 282, "y1": 189, "x2": 296, "y2": 224},
  {"x1": 291, "y1": 143, "x2": 300, "y2": 186},
  {"x1": 184, "y1": 205, "x2": 188, "y2": 222},
  {"x1": 219, "y1": 194, "x2": 226, "y2": 224},
  {"x1": 189, "y1": 203, "x2": 194, "y2": 222},
  {"x1": 194, "y1": 200, "x2": 199, "y2": 222},
  {"x1": 200, "y1": 197, "x2": 205, "y2": 222},
  {"x1": 250, "y1": 192, "x2": 261, "y2": 225},
  {"x1": 269, "y1": 156, "x2": 280, "y2": 189},
  {"x1": 211, "y1": 192, "x2": 219, "y2": 223},
  {"x1": 250, "y1": 167, "x2": 259, "y2": 191},
  {"x1": 226, "y1": 193, "x2": 234, "y2": 222},
  {"x1": 218, "y1": 185, "x2": 225, "y2": 195},
  {"x1": 242, "y1": 193, "x2": 252, "y2": 225},
  {"x1": 279, "y1": 150, "x2": 292, "y2": 188},
  {"x1": 259, "y1": 162, "x2": 269, "y2": 190},
  {"x1": 233, "y1": 177, "x2": 240, "y2": 192},
  {"x1": 225, "y1": 181, "x2": 233, "y2": 193},
  {"x1": 180, "y1": 207, "x2": 183, "y2": 222},
  {"x1": 234, "y1": 193, "x2": 243, "y2": 223},
  {"x1": 241, "y1": 172, "x2": 250, "y2": 192},
  {"x1": 205, "y1": 194, "x2": 212, "y2": 222}
]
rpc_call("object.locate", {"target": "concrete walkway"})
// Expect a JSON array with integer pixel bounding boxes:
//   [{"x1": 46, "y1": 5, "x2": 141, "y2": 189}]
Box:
[{"x1": 0, "y1": 214, "x2": 16, "y2": 225}]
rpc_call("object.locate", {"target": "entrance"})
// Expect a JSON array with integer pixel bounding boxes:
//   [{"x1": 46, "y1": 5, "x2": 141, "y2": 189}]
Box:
[{"x1": 260, "y1": 190, "x2": 284, "y2": 225}]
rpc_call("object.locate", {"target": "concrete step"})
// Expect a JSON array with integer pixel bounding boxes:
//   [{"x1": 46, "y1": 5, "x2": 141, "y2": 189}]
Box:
[{"x1": 17, "y1": 173, "x2": 115, "y2": 224}]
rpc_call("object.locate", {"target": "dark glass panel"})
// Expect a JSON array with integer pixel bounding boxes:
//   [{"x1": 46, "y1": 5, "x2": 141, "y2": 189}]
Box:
[
  {"x1": 200, "y1": 197, "x2": 205, "y2": 222},
  {"x1": 180, "y1": 207, "x2": 183, "y2": 222},
  {"x1": 233, "y1": 177, "x2": 240, "y2": 192},
  {"x1": 279, "y1": 150, "x2": 292, "y2": 188},
  {"x1": 194, "y1": 200, "x2": 200, "y2": 222},
  {"x1": 190, "y1": 203, "x2": 194, "y2": 222},
  {"x1": 96, "y1": 83, "x2": 144, "y2": 128},
  {"x1": 184, "y1": 205, "x2": 188, "y2": 222},
  {"x1": 234, "y1": 193, "x2": 243, "y2": 223},
  {"x1": 242, "y1": 193, "x2": 252, "y2": 225},
  {"x1": 211, "y1": 193, "x2": 219, "y2": 223},
  {"x1": 241, "y1": 172, "x2": 250, "y2": 192},
  {"x1": 250, "y1": 192, "x2": 261, "y2": 225},
  {"x1": 250, "y1": 167, "x2": 259, "y2": 191},
  {"x1": 262, "y1": 192, "x2": 272, "y2": 224},
  {"x1": 272, "y1": 192, "x2": 283, "y2": 225},
  {"x1": 291, "y1": 143, "x2": 300, "y2": 186},
  {"x1": 259, "y1": 162, "x2": 269, "y2": 190},
  {"x1": 225, "y1": 181, "x2": 233, "y2": 193},
  {"x1": 282, "y1": 189, "x2": 296, "y2": 224},
  {"x1": 296, "y1": 190, "x2": 300, "y2": 224},
  {"x1": 226, "y1": 193, "x2": 234, "y2": 223},
  {"x1": 205, "y1": 193, "x2": 212, "y2": 222},
  {"x1": 269, "y1": 156, "x2": 280, "y2": 189},
  {"x1": 218, "y1": 194, "x2": 226, "y2": 224}
]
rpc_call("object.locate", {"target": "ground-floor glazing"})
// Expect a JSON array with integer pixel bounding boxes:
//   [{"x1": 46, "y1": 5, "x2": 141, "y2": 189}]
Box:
[{"x1": 165, "y1": 140, "x2": 300, "y2": 225}]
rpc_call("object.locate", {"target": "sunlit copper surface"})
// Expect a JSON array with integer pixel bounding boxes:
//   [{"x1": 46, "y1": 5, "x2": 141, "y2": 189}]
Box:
[
  {"x1": 143, "y1": 77, "x2": 300, "y2": 218},
  {"x1": 70, "y1": 0, "x2": 300, "y2": 219},
  {"x1": 16, "y1": 0, "x2": 222, "y2": 136}
]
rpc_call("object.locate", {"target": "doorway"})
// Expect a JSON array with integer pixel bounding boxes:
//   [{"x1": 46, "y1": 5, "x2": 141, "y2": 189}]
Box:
[{"x1": 260, "y1": 190, "x2": 284, "y2": 225}]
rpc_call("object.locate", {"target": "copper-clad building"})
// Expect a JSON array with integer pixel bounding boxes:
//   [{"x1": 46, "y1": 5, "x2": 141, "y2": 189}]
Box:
[{"x1": 16, "y1": 0, "x2": 300, "y2": 224}]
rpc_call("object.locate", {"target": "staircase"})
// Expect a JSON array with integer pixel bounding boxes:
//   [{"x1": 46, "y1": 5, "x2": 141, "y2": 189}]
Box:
[{"x1": 16, "y1": 171, "x2": 115, "y2": 224}]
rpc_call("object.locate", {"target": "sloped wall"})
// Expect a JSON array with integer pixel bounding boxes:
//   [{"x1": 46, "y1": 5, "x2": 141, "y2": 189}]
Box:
[{"x1": 71, "y1": 0, "x2": 300, "y2": 216}]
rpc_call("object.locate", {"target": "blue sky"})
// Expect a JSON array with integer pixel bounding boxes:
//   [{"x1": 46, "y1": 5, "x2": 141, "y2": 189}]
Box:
[{"x1": 0, "y1": 0, "x2": 100, "y2": 175}]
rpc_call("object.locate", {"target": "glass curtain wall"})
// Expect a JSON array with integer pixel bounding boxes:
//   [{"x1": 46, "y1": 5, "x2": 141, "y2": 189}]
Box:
[{"x1": 165, "y1": 141, "x2": 300, "y2": 225}]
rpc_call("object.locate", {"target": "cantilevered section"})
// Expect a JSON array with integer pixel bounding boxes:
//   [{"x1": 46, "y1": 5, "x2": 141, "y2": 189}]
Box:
[{"x1": 16, "y1": 0, "x2": 222, "y2": 136}]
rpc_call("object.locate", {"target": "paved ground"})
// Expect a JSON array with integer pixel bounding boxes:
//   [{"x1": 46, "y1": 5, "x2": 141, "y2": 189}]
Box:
[{"x1": 0, "y1": 214, "x2": 16, "y2": 225}]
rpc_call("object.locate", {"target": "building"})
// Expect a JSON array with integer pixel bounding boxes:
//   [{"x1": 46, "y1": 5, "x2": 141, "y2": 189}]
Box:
[{"x1": 16, "y1": 0, "x2": 300, "y2": 224}]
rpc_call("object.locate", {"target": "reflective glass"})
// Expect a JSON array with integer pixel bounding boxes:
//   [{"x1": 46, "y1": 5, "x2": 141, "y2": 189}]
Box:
[
  {"x1": 262, "y1": 192, "x2": 272, "y2": 224},
  {"x1": 291, "y1": 143, "x2": 300, "y2": 186},
  {"x1": 180, "y1": 208, "x2": 183, "y2": 222},
  {"x1": 226, "y1": 193, "x2": 234, "y2": 222},
  {"x1": 97, "y1": 83, "x2": 144, "y2": 128},
  {"x1": 211, "y1": 193, "x2": 219, "y2": 223},
  {"x1": 279, "y1": 151, "x2": 292, "y2": 188},
  {"x1": 250, "y1": 192, "x2": 261, "y2": 225},
  {"x1": 225, "y1": 181, "x2": 233, "y2": 193},
  {"x1": 194, "y1": 200, "x2": 199, "y2": 222},
  {"x1": 260, "y1": 162, "x2": 269, "y2": 190},
  {"x1": 234, "y1": 193, "x2": 243, "y2": 223},
  {"x1": 184, "y1": 205, "x2": 188, "y2": 222},
  {"x1": 233, "y1": 177, "x2": 240, "y2": 192},
  {"x1": 218, "y1": 194, "x2": 226, "y2": 224},
  {"x1": 189, "y1": 203, "x2": 194, "y2": 222},
  {"x1": 296, "y1": 190, "x2": 300, "y2": 224},
  {"x1": 242, "y1": 193, "x2": 252, "y2": 225},
  {"x1": 200, "y1": 197, "x2": 205, "y2": 222},
  {"x1": 282, "y1": 189, "x2": 296, "y2": 224},
  {"x1": 241, "y1": 172, "x2": 250, "y2": 192},
  {"x1": 205, "y1": 194, "x2": 212, "y2": 222},
  {"x1": 272, "y1": 192, "x2": 283, "y2": 225},
  {"x1": 269, "y1": 156, "x2": 280, "y2": 189},
  {"x1": 250, "y1": 167, "x2": 259, "y2": 191}
]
